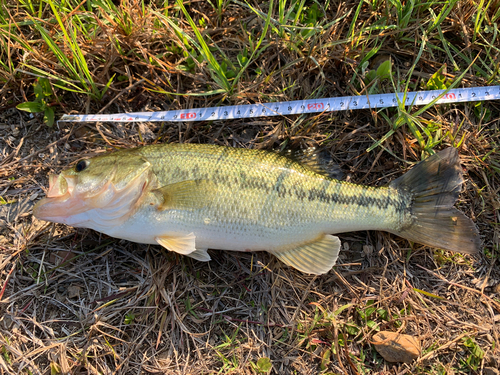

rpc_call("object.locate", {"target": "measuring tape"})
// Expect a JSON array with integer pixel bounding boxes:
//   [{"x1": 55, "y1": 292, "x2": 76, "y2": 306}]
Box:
[{"x1": 59, "y1": 86, "x2": 500, "y2": 123}]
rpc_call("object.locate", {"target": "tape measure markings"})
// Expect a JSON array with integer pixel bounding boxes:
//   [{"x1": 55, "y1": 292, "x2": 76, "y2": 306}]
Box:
[{"x1": 59, "y1": 86, "x2": 500, "y2": 123}]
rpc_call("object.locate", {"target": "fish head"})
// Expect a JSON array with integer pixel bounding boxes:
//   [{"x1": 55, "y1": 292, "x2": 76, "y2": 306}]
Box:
[{"x1": 33, "y1": 149, "x2": 152, "y2": 227}]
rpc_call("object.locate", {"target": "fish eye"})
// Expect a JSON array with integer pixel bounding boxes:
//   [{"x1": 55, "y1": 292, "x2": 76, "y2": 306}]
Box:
[{"x1": 75, "y1": 160, "x2": 89, "y2": 172}]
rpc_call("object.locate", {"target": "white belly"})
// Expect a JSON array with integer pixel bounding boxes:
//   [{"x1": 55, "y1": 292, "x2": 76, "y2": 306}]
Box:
[{"x1": 98, "y1": 205, "x2": 327, "y2": 253}]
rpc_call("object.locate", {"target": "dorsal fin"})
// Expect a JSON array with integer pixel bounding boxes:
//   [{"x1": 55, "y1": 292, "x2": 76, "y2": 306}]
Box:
[{"x1": 281, "y1": 147, "x2": 344, "y2": 180}]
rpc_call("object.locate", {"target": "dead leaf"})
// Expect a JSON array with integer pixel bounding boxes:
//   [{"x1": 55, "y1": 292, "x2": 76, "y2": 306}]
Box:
[{"x1": 372, "y1": 331, "x2": 421, "y2": 363}]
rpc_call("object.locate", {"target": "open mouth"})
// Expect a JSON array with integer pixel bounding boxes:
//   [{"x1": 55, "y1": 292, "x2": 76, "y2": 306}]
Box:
[
  {"x1": 33, "y1": 161, "x2": 151, "y2": 228},
  {"x1": 33, "y1": 173, "x2": 87, "y2": 223},
  {"x1": 46, "y1": 173, "x2": 69, "y2": 198}
]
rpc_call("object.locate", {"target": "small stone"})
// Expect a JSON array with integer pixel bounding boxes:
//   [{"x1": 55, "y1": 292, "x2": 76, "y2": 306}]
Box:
[
  {"x1": 485, "y1": 352, "x2": 499, "y2": 367},
  {"x1": 351, "y1": 242, "x2": 362, "y2": 253},
  {"x1": 363, "y1": 244, "x2": 374, "y2": 256},
  {"x1": 1, "y1": 314, "x2": 13, "y2": 330},
  {"x1": 370, "y1": 54, "x2": 392, "y2": 71},
  {"x1": 49, "y1": 250, "x2": 77, "y2": 265},
  {"x1": 67, "y1": 285, "x2": 81, "y2": 299},
  {"x1": 372, "y1": 331, "x2": 421, "y2": 363},
  {"x1": 240, "y1": 128, "x2": 256, "y2": 142}
]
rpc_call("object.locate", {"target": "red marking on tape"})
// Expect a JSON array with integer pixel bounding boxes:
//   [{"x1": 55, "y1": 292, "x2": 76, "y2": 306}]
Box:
[
  {"x1": 307, "y1": 103, "x2": 324, "y2": 110},
  {"x1": 180, "y1": 112, "x2": 196, "y2": 119}
]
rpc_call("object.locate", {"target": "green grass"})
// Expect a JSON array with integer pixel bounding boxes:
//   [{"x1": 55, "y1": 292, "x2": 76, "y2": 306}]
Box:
[{"x1": 4, "y1": 1, "x2": 498, "y2": 124}]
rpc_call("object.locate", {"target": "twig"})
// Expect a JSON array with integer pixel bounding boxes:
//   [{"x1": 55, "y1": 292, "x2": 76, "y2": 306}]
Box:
[
  {"x1": 0, "y1": 263, "x2": 15, "y2": 301},
  {"x1": 417, "y1": 332, "x2": 469, "y2": 362},
  {"x1": 416, "y1": 264, "x2": 500, "y2": 312},
  {"x1": 97, "y1": 79, "x2": 145, "y2": 114},
  {"x1": 196, "y1": 307, "x2": 284, "y2": 327}
]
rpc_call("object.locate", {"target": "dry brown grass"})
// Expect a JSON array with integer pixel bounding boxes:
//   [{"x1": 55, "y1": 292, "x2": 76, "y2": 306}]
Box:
[{"x1": 1, "y1": 0, "x2": 500, "y2": 374}]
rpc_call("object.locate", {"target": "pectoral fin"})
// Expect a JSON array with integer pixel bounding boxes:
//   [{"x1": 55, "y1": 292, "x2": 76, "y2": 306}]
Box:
[
  {"x1": 153, "y1": 180, "x2": 215, "y2": 211},
  {"x1": 273, "y1": 234, "x2": 341, "y2": 275},
  {"x1": 155, "y1": 233, "x2": 196, "y2": 255},
  {"x1": 155, "y1": 234, "x2": 210, "y2": 261}
]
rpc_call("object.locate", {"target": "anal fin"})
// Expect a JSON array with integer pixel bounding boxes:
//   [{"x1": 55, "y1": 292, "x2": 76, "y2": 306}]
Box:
[{"x1": 273, "y1": 234, "x2": 341, "y2": 275}]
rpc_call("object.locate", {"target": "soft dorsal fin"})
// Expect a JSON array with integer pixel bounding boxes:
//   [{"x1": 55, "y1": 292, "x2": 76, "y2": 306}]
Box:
[
  {"x1": 282, "y1": 148, "x2": 344, "y2": 180},
  {"x1": 153, "y1": 180, "x2": 216, "y2": 211},
  {"x1": 272, "y1": 234, "x2": 341, "y2": 274}
]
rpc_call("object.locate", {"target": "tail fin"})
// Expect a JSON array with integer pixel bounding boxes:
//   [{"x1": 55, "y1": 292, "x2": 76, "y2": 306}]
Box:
[{"x1": 390, "y1": 148, "x2": 480, "y2": 254}]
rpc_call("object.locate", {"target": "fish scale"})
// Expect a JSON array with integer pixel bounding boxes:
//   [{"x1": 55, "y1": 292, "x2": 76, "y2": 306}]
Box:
[
  {"x1": 145, "y1": 144, "x2": 397, "y2": 232},
  {"x1": 34, "y1": 143, "x2": 480, "y2": 274}
]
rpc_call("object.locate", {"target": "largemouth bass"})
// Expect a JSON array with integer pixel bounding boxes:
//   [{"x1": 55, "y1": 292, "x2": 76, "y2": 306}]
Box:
[{"x1": 33, "y1": 144, "x2": 480, "y2": 274}]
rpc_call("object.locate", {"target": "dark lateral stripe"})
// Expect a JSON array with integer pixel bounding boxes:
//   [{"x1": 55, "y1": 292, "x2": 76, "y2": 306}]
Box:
[
  {"x1": 233, "y1": 172, "x2": 405, "y2": 212},
  {"x1": 303, "y1": 186, "x2": 407, "y2": 211}
]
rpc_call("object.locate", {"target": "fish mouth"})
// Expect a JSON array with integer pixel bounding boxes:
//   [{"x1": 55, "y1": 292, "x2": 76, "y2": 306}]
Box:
[
  {"x1": 33, "y1": 167, "x2": 151, "y2": 227},
  {"x1": 47, "y1": 173, "x2": 70, "y2": 198},
  {"x1": 33, "y1": 174, "x2": 88, "y2": 224}
]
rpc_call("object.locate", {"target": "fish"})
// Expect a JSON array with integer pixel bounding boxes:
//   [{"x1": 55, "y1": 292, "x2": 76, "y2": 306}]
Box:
[{"x1": 33, "y1": 144, "x2": 481, "y2": 274}]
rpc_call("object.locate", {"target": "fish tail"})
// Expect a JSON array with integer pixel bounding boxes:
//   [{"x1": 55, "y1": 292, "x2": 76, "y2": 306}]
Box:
[{"x1": 390, "y1": 148, "x2": 480, "y2": 254}]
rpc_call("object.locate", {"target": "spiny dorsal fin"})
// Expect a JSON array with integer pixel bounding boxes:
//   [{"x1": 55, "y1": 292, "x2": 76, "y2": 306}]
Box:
[
  {"x1": 272, "y1": 234, "x2": 341, "y2": 274},
  {"x1": 282, "y1": 148, "x2": 344, "y2": 180},
  {"x1": 153, "y1": 180, "x2": 216, "y2": 211}
]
